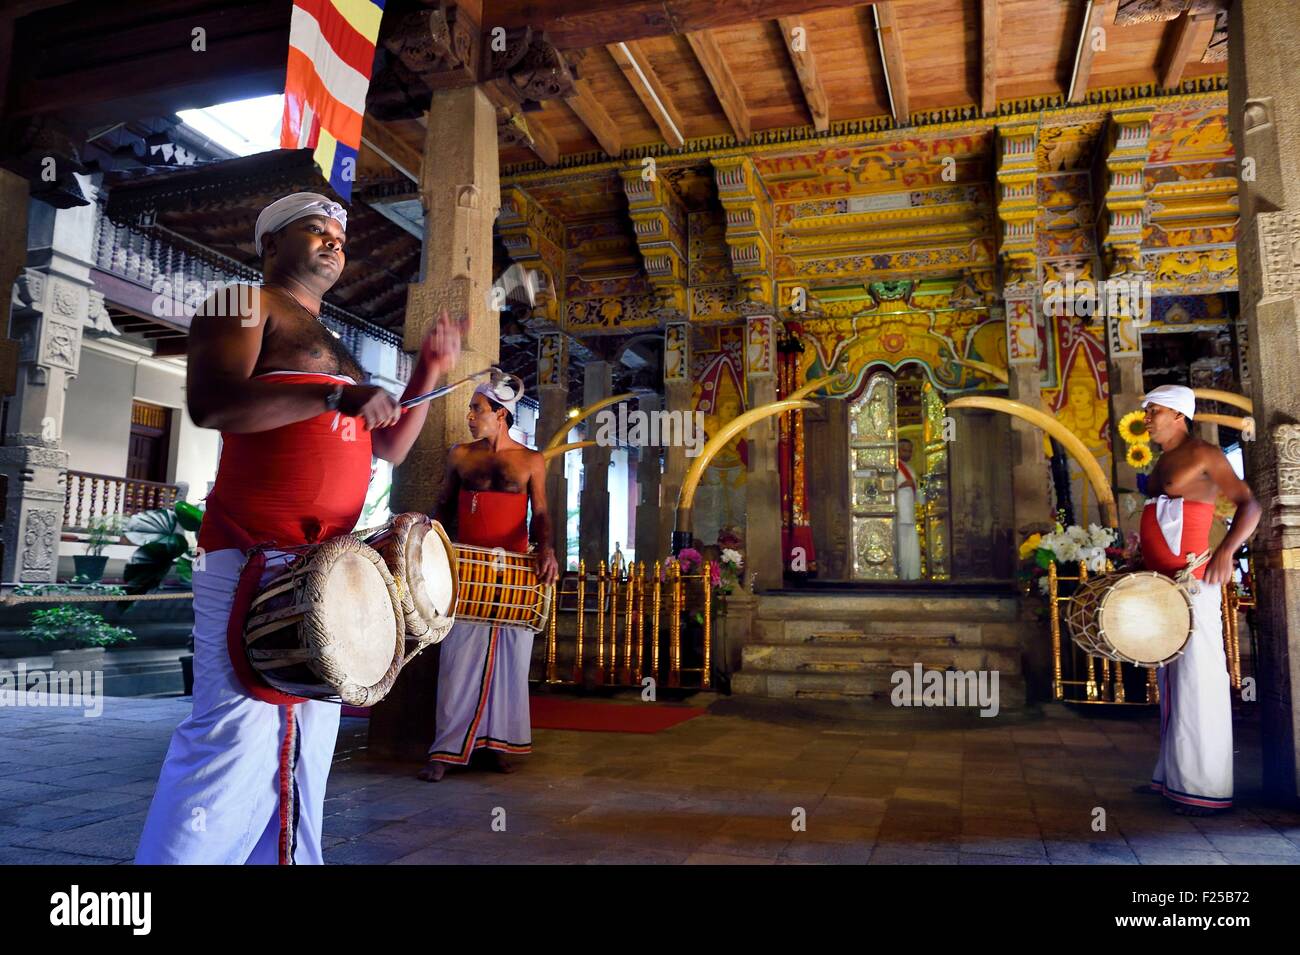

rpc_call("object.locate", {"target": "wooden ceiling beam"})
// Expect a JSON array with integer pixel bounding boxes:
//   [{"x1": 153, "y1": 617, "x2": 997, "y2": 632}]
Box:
[
  {"x1": 497, "y1": 0, "x2": 892, "y2": 51},
  {"x1": 1067, "y1": 0, "x2": 1118, "y2": 103},
  {"x1": 684, "y1": 30, "x2": 751, "y2": 142},
  {"x1": 563, "y1": 77, "x2": 624, "y2": 156},
  {"x1": 777, "y1": 16, "x2": 830, "y2": 132},
  {"x1": 872, "y1": 2, "x2": 910, "y2": 125},
  {"x1": 1159, "y1": 10, "x2": 1217, "y2": 90},
  {"x1": 360, "y1": 115, "x2": 421, "y2": 184},
  {"x1": 980, "y1": 0, "x2": 998, "y2": 114},
  {"x1": 484, "y1": 79, "x2": 561, "y2": 165},
  {"x1": 607, "y1": 40, "x2": 688, "y2": 148}
]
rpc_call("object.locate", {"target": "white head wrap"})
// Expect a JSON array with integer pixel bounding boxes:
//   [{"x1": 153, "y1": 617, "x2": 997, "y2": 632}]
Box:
[
  {"x1": 254, "y1": 192, "x2": 347, "y2": 256},
  {"x1": 474, "y1": 379, "x2": 521, "y2": 417},
  {"x1": 1141, "y1": 384, "x2": 1196, "y2": 420}
]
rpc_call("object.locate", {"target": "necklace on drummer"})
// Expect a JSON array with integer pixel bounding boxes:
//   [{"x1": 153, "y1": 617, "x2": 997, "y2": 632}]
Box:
[{"x1": 265, "y1": 284, "x2": 324, "y2": 323}]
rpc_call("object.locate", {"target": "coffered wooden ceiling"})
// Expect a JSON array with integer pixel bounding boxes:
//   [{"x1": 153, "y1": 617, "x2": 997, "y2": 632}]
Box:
[{"x1": 462, "y1": 0, "x2": 1228, "y2": 169}]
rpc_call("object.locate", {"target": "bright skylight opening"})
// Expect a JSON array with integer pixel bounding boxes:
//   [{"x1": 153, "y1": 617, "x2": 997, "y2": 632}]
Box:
[{"x1": 178, "y1": 93, "x2": 285, "y2": 157}]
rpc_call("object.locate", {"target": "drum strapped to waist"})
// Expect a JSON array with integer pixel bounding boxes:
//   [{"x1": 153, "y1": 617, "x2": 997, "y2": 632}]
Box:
[
  {"x1": 362, "y1": 513, "x2": 458, "y2": 662},
  {"x1": 242, "y1": 534, "x2": 405, "y2": 705},
  {"x1": 454, "y1": 544, "x2": 553, "y2": 633},
  {"x1": 1063, "y1": 551, "x2": 1209, "y2": 668}
]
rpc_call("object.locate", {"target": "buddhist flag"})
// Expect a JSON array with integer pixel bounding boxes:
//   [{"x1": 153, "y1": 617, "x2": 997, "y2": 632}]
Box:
[{"x1": 280, "y1": 0, "x2": 385, "y2": 200}]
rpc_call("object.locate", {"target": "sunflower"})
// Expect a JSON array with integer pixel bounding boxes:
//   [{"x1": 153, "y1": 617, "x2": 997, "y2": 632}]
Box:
[
  {"x1": 1126, "y1": 441, "x2": 1154, "y2": 470},
  {"x1": 1118, "y1": 409, "x2": 1149, "y2": 444}
]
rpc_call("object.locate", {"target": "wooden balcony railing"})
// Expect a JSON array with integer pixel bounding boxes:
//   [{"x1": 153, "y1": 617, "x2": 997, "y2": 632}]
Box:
[{"x1": 64, "y1": 470, "x2": 181, "y2": 531}]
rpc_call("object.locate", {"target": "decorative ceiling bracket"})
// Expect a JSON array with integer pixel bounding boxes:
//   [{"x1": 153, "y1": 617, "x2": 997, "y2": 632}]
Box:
[
  {"x1": 711, "y1": 156, "x2": 775, "y2": 316},
  {"x1": 1097, "y1": 107, "x2": 1155, "y2": 278},
  {"x1": 620, "y1": 163, "x2": 689, "y2": 320},
  {"x1": 995, "y1": 121, "x2": 1039, "y2": 291}
]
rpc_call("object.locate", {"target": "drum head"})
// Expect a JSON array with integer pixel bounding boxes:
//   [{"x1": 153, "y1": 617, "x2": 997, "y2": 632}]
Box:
[
  {"x1": 1097, "y1": 572, "x2": 1192, "y2": 665},
  {"x1": 416, "y1": 521, "x2": 457, "y2": 620},
  {"x1": 316, "y1": 550, "x2": 401, "y2": 689}
]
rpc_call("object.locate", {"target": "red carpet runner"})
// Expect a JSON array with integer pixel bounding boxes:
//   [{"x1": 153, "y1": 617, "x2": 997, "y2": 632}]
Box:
[{"x1": 342, "y1": 697, "x2": 706, "y2": 734}]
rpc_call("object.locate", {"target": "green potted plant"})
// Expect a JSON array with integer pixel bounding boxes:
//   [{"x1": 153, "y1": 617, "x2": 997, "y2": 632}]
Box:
[
  {"x1": 22, "y1": 604, "x2": 134, "y2": 670},
  {"x1": 123, "y1": 500, "x2": 204, "y2": 594},
  {"x1": 75, "y1": 513, "x2": 123, "y2": 582}
]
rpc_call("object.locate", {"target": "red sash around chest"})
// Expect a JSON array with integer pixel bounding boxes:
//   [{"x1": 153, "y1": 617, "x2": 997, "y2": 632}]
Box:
[
  {"x1": 456, "y1": 488, "x2": 529, "y2": 552},
  {"x1": 1140, "y1": 498, "x2": 1214, "y2": 580},
  {"x1": 198, "y1": 372, "x2": 374, "y2": 705}
]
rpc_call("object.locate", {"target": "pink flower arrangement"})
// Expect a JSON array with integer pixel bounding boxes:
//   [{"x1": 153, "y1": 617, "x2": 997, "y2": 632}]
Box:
[{"x1": 676, "y1": 547, "x2": 703, "y2": 573}]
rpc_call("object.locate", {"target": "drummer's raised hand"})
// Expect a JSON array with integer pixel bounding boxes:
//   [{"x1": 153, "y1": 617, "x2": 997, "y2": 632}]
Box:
[
  {"x1": 420, "y1": 308, "x2": 462, "y2": 378},
  {"x1": 536, "y1": 546, "x2": 559, "y2": 585}
]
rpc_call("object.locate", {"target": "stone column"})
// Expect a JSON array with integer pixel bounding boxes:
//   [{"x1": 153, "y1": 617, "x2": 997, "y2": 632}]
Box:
[
  {"x1": 1228, "y1": 0, "x2": 1300, "y2": 805},
  {"x1": 661, "y1": 321, "x2": 692, "y2": 555},
  {"x1": 634, "y1": 393, "x2": 664, "y2": 564},
  {"x1": 389, "y1": 85, "x2": 500, "y2": 516},
  {"x1": 743, "y1": 315, "x2": 781, "y2": 590},
  {"x1": 535, "y1": 332, "x2": 569, "y2": 561},
  {"x1": 371, "y1": 82, "x2": 499, "y2": 760},
  {"x1": 1105, "y1": 303, "x2": 1146, "y2": 536},
  {"x1": 579, "y1": 360, "x2": 611, "y2": 569},
  {"x1": 1002, "y1": 297, "x2": 1053, "y2": 539},
  {"x1": 1, "y1": 173, "x2": 104, "y2": 584}
]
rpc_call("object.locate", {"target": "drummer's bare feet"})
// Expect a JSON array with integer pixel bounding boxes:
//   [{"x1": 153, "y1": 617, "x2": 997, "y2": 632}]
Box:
[
  {"x1": 417, "y1": 759, "x2": 446, "y2": 782},
  {"x1": 485, "y1": 751, "x2": 516, "y2": 774}
]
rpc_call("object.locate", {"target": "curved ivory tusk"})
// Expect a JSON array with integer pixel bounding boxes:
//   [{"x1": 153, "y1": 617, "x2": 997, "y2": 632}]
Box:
[
  {"x1": 947, "y1": 395, "x2": 1118, "y2": 528},
  {"x1": 541, "y1": 440, "x2": 596, "y2": 462},
  {"x1": 543, "y1": 393, "x2": 638, "y2": 450},
  {"x1": 1192, "y1": 388, "x2": 1253, "y2": 414}
]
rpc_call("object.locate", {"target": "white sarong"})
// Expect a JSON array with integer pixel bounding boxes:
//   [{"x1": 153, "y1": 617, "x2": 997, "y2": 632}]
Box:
[
  {"x1": 427, "y1": 622, "x2": 533, "y2": 764},
  {"x1": 895, "y1": 467, "x2": 922, "y2": 581},
  {"x1": 135, "y1": 549, "x2": 341, "y2": 864}
]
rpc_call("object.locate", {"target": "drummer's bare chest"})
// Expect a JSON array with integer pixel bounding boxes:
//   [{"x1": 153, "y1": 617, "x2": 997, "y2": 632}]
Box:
[
  {"x1": 254, "y1": 312, "x2": 364, "y2": 380},
  {"x1": 1150, "y1": 445, "x2": 1214, "y2": 501},
  {"x1": 457, "y1": 451, "x2": 530, "y2": 494}
]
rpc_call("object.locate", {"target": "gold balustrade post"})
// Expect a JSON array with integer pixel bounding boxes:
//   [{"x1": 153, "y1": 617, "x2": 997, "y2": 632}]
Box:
[
  {"x1": 651, "y1": 561, "x2": 662, "y2": 684},
  {"x1": 669, "y1": 561, "x2": 682, "y2": 688},
  {"x1": 1146, "y1": 667, "x2": 1159, "y2": 705},
  {"x1": 622, "y1": 565, "x2": 635, "y2": 685},
  {"x1": 596, "y1": 561, "x2": 606, "y2": 683},
  {"x1": 702, "y1": 560, "x2": 712, "y2": 689},
  {"x1": 634, "y1": 562, "x2": 645, "y2": 683},
  {"x1": 1079, "y1": 561, "x2": 1097, "y2": 701},
  {"x1": 573, "y1": 561, "x2": 586, "y2": 684},
  {"x1": 608, "y1": 567, "x2": 620, "y2": 683},
  {"x1": 546, "y1": 578, "x2": 559, "y2": 683},
  {"x1": 1048, "y1": 561, "x2": 1062, "y2": 701}
]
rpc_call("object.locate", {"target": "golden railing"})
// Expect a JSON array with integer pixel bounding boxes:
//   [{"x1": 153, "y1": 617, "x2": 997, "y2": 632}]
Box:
[
  {"x1": 1048, "y1": 560, "x2": 1251, "y2": 704},
  {"x1": 543, "y1": 559, "x2": 713, "y2": 689}
]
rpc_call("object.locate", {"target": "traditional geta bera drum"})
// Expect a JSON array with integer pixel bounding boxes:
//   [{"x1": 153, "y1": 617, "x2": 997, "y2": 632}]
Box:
[
  {"x1": 364, "y1": 513, "x2": 458, "y2": 659},
  {"x1": 243, "y1": 534, "x2": 405, "y2": 705},
  {"x1": 454, "y1": 544, "x2": 553, "y2": 633},
  {"x1": 1064, "y1": 570, "x2": 1193, "y2": 667}
]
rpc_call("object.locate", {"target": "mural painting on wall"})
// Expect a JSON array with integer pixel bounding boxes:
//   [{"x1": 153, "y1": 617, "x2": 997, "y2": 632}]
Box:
[
  {"x1": 692, "y1": 326, "x2": 748, "y2": 547},
  {"x1": 1042, "y1": 317, "x2": 1112, "y2": 524}
]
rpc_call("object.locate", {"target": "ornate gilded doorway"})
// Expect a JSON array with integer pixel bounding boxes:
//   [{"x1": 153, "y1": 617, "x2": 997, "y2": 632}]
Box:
[
  {"x1": 848, "y1": 371, "x2": 898, "y2": 579},
  {"x1": 846, "y1": 366, "x2": 952, "y2": 582}
]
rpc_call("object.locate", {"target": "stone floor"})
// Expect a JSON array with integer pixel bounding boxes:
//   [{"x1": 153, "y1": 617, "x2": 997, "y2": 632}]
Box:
[{"x1": 0, "y1": 694, "x2": 1298, "y2": 865}]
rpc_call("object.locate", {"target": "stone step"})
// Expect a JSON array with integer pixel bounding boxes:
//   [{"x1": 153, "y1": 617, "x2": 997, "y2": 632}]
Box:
[
  {"x1": 740, "y1": 643, "x2": 1023, "y2": 676},
  {"x1": 751, "y1": 618, "x2": 1026, "y2": 649},
  {"x1": 754, "y1": 593, "x2": 1019, "y2": 622},
  {"x1": 730, "y1": 669, "x2": 1025, "y2": 709}
]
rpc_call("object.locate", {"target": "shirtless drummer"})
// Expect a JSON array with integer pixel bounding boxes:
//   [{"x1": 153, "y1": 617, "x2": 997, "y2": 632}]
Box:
[{"x1": 1136, "y1": 384, "x2": 1260, "y2": 815}]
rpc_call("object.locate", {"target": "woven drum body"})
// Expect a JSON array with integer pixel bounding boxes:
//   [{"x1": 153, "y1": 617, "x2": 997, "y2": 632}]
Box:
[
  {"x1": 454, "y1": 544, "x2": 553, "y2": 633},
  {"x1": 243, "y1": 535, "x2": 405, "y2": 705},
  {"x1": 1064, "y1": 571, "x2": 1193, "y2": 667},
  {"x1": 365, "y1": 513, "x2": 458, "y2": 650}
]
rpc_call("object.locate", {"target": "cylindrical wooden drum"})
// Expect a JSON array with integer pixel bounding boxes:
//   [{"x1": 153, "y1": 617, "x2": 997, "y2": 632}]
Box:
[
  {"x1": 243, "y1": 535, "x2": 405, "y2": 705},
  {"x1": 1064, "y1": 570, "x2": 1193, "y2": 667},
  {"x1": 454, "y1": 544, "x2": 553, "y2": 633},
  {"x1": 364, "y1": 513, "x2": 458, "y2": 653}
]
